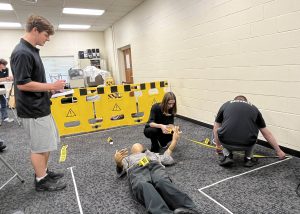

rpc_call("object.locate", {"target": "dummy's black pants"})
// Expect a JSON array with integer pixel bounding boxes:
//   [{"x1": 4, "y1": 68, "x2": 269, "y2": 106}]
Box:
[
  {"x1": 129, "y1": 162, "x2": 196, "y2": 214},
  {"x1": 144, "y1": 127, "x2": 172, "y2": 153}
]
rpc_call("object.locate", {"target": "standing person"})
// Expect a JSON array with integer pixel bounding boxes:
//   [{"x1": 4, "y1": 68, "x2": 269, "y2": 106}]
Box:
[
  {"x1": 10, "y1": 15, "x2": 66, "y2": 191},
  {"x1": 115, "y1": 127, "x2": 198, "y2": 214},
  {"x1": 0, "y1": 59, "x2": 14, "y2": 123},
  {"x1": 144, "y1": 92, "x2": 177, "y2": 153},
  {"x1": 213, "y1": 95, "x2": 286, "y2": 167}
]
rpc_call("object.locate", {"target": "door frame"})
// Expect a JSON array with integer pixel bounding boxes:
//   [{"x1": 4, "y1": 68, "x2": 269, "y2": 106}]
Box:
[{"x1": 117, "y1": 45, "x2": 133, "y2": 84}]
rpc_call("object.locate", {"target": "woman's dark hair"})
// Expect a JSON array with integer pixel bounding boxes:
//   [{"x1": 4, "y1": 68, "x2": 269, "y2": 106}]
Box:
[
  {"x1": 26, "y1": 15, "x2": 54, "y2": 35},
  {"x1": 160, "y1": 92, "x2": 177, "y2": 115}
]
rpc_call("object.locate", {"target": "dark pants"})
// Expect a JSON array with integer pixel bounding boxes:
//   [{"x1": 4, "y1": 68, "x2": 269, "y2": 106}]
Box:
[
  {"x1": 0, "y1": 95, "x2": 8, "y2": 120},
  {"x1": 129, "y1": 162, "x2": 196, "y2": 214},
  {"x1": 220, "y1": 141, "x2": 256, "y2": 158},
  {"x1": 144, "y1": 127, "x2": 172, "y2": 153}
]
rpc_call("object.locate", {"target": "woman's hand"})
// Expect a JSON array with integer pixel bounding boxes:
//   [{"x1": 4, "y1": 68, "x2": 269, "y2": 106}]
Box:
[{"x1": 161, "y1": 125, "x2": 170, "y2": 134}]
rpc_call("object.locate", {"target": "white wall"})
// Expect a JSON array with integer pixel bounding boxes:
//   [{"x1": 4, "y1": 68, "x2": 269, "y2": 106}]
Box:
[
  {"x1": 0, "y1": 29, "x2": 107, "y2": 69},
  {"x1": 105, "y1": 0, "x2": 300, "y2": 151},
  {"x1": 104, "y1": 27, "x2": 119, "y2": 82}
]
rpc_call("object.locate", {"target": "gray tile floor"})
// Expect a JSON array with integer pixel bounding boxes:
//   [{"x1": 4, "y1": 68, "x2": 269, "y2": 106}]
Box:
[{"x1": 1, "y1": 114, "x2": 300, "y2": 214}]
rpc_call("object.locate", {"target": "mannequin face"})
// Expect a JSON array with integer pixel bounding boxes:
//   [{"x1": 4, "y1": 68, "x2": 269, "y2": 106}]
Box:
[{"x1": 131, "y1": 143, "x2": 144, "y2": 154}]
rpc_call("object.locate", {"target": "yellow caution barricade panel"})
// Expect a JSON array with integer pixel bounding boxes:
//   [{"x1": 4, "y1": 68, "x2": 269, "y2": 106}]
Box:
[
  {"x1": 76, "y1": 87, "x2": 104, "y2": 133},
  {"x1": 51, "y1": 89, "x2": 82, "y2": 136},
  {"x1": 51, "y1": 81, "x2": 168, "y2": 137},
  {"x1": 138, "y1": 81, "x2": 168, "y2": 123}
]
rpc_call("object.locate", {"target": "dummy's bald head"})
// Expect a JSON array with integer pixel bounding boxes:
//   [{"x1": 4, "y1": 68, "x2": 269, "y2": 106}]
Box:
[{"x1": 131, "y1": 143, "x2": 144, "y2": 154}]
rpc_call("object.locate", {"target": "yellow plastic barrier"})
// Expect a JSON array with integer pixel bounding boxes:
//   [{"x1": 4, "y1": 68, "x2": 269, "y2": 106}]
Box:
[
  {"x1": 126, "y1": 83, "x2": 147, "y2": 125},
  {"x1": 76, "y1": 87, "x2": 104, "y2": 132},
  {"x1": 51, "y1": 81, "x2": 168, "y2": 136},
  {"x1": 100, "y1": 85, "x2": 131, "y2": 129},
  {"x1": 51, "y1": 88, "x2": 82, "y2": 136},
  {"x1": 138, "y1": 81, "x2": 168, "y2": 123}
]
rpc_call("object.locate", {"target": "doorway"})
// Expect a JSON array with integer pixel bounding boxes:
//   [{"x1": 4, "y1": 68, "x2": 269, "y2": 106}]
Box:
[{"x1": 122, "y1": 48, "x2": 133, "y2": 84}]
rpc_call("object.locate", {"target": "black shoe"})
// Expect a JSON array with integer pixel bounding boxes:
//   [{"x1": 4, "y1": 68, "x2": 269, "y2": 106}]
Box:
[
  {"x1": 219, "y1": 155, "x2": 234, "y2": 167},
  {"x1": 0, "y1": 141, "x2": 6, "y2": 152},
  {"x1": 47, "y1": 170, "x2": 64, "y2": 180},
  {"x1": 35, "y1": 175, "x2": 66, "y2": 192},
  {"x1": 174, "y1": 207, "x2": 198, "y2": 214},
  {"x1": 244, "y1": 157, "x2": 258, "y2": 167}
]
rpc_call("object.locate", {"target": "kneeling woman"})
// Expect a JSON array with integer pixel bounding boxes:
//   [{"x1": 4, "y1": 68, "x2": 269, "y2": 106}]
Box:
[{"x1": 144, "y1": 92, "x2": 177, "y2": 152}]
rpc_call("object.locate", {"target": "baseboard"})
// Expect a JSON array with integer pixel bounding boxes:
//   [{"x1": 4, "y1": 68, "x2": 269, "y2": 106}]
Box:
[
  {"x1": 176, "y1": 114, "x2": 300, "y2": 158},
  {"x1": 176, "y1": 114, "x2": 213, "y2": 129}
]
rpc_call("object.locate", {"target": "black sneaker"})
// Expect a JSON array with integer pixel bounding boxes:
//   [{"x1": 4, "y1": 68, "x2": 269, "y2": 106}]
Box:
[
  {"x1": 244, "y1": 157, "x2": 258, "y2": 167},
  {"x1": 219, "y1": 155, "x2": 234, "y2": 167},
  {"x1": 0, "y1": 141, "x2": 6, "y2": 152},
  {"x1": 35, "y1": 175, "x2": 66, "y2": 192},
  {"x1": 174, "y1": 207, "x2": 198, "y2": 214},
  {"x1": 47, "y1": 170, "x2": 64, "y2": 180}
]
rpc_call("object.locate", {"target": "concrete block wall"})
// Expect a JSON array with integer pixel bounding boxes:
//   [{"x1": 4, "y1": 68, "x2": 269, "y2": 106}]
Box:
[
  {"x1": 0, "y1": 30, "x2": 107, "y2": 65},
  {"x1": 107, "y1": 0, "x2": 300, "y2": 151}
]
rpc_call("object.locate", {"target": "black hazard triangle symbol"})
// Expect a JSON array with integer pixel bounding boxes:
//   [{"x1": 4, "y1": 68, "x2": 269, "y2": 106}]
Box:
[
  {"x1": 152, "y1": 98, "x2": 157, "y2": 105},
  {"x1": 112, "y1": 103, "x2": 121, "y2": 111},
  {"x1": 66, "y1": 109, "x2": 76, "y2": 117}
]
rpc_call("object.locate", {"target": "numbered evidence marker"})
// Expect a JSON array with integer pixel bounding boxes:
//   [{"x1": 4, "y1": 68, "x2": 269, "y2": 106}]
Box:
[
  {"x1": 203, "y1": 138, "x2": 210, "y2": 145},
  {"x1": 138, "y1": 156, "x2": 150, "y2": 167},
  {"x1": 59, "y1": 145, "x2": 68, "y2": 162},
  {"x1": 107, "y1": 137, "x2": 113, "y2": 145}
]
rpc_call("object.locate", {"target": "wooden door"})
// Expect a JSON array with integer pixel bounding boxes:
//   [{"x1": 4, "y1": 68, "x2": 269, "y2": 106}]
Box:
[{"x1": 123, "y1": 48, "x2": 133, "y2": 84}]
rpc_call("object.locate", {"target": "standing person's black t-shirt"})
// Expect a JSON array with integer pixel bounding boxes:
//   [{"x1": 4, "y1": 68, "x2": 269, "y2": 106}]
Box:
[
  {"x1": 10, "y1": 38, "x2": 51, "y2": 118},
  {"x1": 215, "y1": 100, "x2": 266, "y2": 146},
  {"x1": 145, "y1": 103, "x2": 174, "y2": 128},
  {"x1": 0, "y1": 68, "x2": 9, "y2": 88}
]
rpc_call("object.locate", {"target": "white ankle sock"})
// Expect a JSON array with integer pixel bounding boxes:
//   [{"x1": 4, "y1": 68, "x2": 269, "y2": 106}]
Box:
[{"x1": 36, "y1": 174, "x2": 47, "y2": 182}]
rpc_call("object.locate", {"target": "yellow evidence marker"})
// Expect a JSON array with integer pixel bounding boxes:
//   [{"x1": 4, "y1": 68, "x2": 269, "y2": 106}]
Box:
[
  {"x1": 203, "y1": 138, "x2": 210, "y2": 145},
  {"x1": 59, "y1": 144, "x2": 68, "y2": 163},
  {"x1": 138, "y1": 156, "x2": 150, "y2": 167},
  {"x1": 107, "y1": 137, "x2": 113, "y2": 145}
]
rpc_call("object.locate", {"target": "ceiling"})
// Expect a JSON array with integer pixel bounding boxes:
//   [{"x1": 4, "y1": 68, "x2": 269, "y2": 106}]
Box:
[{"x1": 0, "y1": 0, "x2": 145, "y2": 31}]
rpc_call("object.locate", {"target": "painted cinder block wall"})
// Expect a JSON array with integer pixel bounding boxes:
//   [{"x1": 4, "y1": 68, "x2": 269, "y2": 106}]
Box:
[{"x1": 106, "y1": 0, "x2": 300, "y2": 151}]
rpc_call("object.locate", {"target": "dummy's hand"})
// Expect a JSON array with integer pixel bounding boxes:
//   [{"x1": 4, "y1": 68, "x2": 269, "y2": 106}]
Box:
[
  {"x1": 276, "y1": 150, "x2": 286, "y2": 160},
  {"x1": 172, "y1": 126, "x2": 181, "y2": 142},
  {"x1": 114, "y1": 148, "x2": 128, "y2": 167}
]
